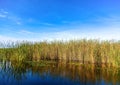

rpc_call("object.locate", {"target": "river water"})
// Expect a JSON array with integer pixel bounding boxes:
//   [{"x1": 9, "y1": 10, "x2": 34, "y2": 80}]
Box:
[{"x1": 0, "y1": 61, "x2": 120, "y2": 85}]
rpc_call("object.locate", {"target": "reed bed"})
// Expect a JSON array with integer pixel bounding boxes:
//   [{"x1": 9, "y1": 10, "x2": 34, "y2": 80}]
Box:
[{"x1": 0, "y1": 39, "x2": 120, "y2": 67}]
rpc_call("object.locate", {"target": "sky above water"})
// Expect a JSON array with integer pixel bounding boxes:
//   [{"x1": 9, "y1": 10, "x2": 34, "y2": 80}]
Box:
[{"x1": 0, "y1": 0, "x2": 120, "y2": 41}]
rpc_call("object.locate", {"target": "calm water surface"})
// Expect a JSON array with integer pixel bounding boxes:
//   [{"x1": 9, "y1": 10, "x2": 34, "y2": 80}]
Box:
[{"x1": 0, "y1": 61, "x2": 120, "y2": 85}]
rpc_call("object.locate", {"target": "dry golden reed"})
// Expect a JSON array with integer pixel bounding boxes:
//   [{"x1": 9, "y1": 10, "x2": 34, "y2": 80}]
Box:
[{"x1": 0, "y1": 39, "x2": 120, "y2": 67}]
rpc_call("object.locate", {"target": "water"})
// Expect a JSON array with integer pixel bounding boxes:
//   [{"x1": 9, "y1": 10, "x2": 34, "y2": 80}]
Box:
[{"x1": 0, "y1": 61, "x2": 120, "y2": 85}]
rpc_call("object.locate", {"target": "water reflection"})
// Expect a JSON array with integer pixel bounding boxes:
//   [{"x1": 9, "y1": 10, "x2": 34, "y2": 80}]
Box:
[{"x1": 0, "y1": 61, "x2": 120, "y2": 85}]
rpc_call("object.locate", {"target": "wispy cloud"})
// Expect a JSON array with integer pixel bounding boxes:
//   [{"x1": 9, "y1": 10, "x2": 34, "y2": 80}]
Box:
[
  {"x1": 7, "y1": 15, "x2": 22, "y2": 25},
  {"x1": 0, "y1": 9, "x2": 8, "y2": 14},
  {"x1": 0, "y1": 9, "x2": 8, "y2": 18},
  {"x1": 0, "y1": 24, "x2": 120, "y2": 42},
  {"x1": 0, "y1": 35, "x2": 19, "y2": 42},
  {"x1": 61, "y1": 15, "x2": 120, "y2": 27},
  {"x1": 16, "y1": 21, "x2": 22, "y2": 25},
  {"x1": 0, "y1": 12, "x2": 120, "y2": 42},
  {"x1": 0, "y1": 14, "x2": 6, "y2": 18},
  {"x1": 0, "y1": 9, "x2": 22, "y2": 25},
  {"x1": 18, "y1": 30, "x2": 34, "y2": 34},
  {"x1": 27, "y1": 18, "x2": 54, "y2": 26},
  {"x1": 0, "y1": 9, "x2": 53, "y2": 27},
  {"x1": 90, "y1": 15, "x2": 120, "y2": 26}
]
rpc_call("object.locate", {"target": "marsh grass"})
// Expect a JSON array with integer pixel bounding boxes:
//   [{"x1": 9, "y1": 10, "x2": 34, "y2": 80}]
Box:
[
  {"x1": 26, "y1": 60, "x2": 56, "y2": 67},
  {"x1": 0, "y1": 39, "x2": 120, "y2": 67}
]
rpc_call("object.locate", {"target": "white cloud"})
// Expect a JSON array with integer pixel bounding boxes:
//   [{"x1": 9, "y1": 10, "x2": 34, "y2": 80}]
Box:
[
  {"x1": 16, "y1": 21, "x2": 22, "y2": 25},
  {"x1": 0, "y1": 9, "x2": 8, "y2": 18},
  {"x1": 0, "y1": 25, "x2": 120, "y2": 42},
  {"x1": 0, "y1": 14, "x2": 6, "y2": 18},
  {"x1": 0, "y1": 9, "x2": 8, "y2": 14},
  {"x1": 7, "y1": 15, "x2": 22, "y2": 25},
  {"x1": 27, "y1": 18, "x2": 54, "y2": 26},
  {"x1": 18, "y1": 30, "x2": 34, "y2": 34},
  {"x1": 91, "y1": 15, "x2": 120, "y2": 26},
  {"x1": 0, "y1": 35, "x2": 18, "y2": 42},
  {"x1": 0, "y1": 35, "x2": 39, "y2": 42},
  {"x1": 0, "y1": 9, "x2": 22, "y2": 25},
  {"x1": 1, "y1": 18, "x2": 120, "y2": 41},
  {"x1": 0, "y1": 13, "x2": 120, "y2": 42}
]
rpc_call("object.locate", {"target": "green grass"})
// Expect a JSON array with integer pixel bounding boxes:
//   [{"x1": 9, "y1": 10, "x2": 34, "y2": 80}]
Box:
[
  {"x1": 0, "y1": 39, "x2": 120, "y2": 67},
  {"x1": 26, "y1": 60, "x2": 56, "y2": 67}
]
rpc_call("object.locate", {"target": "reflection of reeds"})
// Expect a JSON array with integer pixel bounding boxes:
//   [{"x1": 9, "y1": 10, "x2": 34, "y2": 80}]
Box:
[
  {"x1": 0, "y1": 39, "x2": 120, "y2": 67},
  {"x1": 1, "y1": 60, "x2": 120, "y2": 84},
  {"x1": 32, "y1": 62, "x2": 120, "y2": 85}
]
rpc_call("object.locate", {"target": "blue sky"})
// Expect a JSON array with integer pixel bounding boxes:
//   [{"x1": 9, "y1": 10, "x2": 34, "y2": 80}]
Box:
[{"x1": 0, "y1": 0, "x2": 120, "y2": 41}]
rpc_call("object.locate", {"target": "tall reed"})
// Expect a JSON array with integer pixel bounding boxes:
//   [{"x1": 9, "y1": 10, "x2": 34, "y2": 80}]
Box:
[{"x1": 0, "y1": 39, "x2": 120, "y2": 67}]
